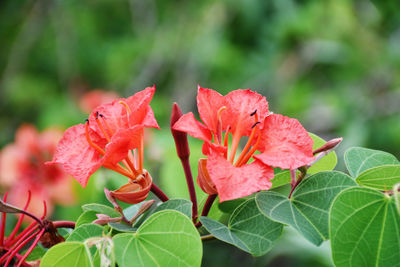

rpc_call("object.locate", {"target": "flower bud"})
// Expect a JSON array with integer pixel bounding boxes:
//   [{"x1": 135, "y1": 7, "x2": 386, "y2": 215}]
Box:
[
  {"x1": 110, "y1": 171, "x2": 152, "y2": 204},
  {"x1": 197, "y1": 158, "x2": 217, "y2": 195}
]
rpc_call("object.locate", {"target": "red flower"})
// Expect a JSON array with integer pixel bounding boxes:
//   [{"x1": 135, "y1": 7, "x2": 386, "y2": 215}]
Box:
[
  {"x1": 0, "y1": 125, "x2": 75, "y2": 218},
  {"x1": 48, "y1": 86, "x2": 159, "y2": 204},
  {"x1": 173, "y1": 86, "x2": 314, "y2": 202}
]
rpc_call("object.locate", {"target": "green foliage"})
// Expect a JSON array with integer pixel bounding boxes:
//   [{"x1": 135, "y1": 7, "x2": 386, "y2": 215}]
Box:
[
  {"x1": 256, "y1": 171, "x2": 356, "y2": 245},
  {"x1": 344, "y1": 147, "x2": 399, "y2": 177},
  {"x1": 75, "y1": 211, "x2": 98, "y2": 227},
  {"x1": 82, "y1": 203, "x2": 121, "y2": 218},
  {"x1": 200, "y1": 198, "x2": 283, "y2": 256},
  {"x1": 308, "y1": 133, "x2": 338, "y2": 175},
  {"x1": 330, "y1": 187, "x2": 400, "y2": 267},
  {"x1": 113, "y1": 210, "x2": 202, "y2": 267},
  {"x1": 66, "y1": 224, "x2": 104, "y2": 242},
  {"x1": 40, "y1": 242, "x2": 92, "y2": 267},
  {"x1": 356, "y1": 165, "x2": 400, "y2": 190},
  {"x1": 153, "y1": 198, "x2": 192, "y2": 219}
]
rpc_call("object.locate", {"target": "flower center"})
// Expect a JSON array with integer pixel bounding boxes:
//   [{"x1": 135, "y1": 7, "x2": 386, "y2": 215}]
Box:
[
  {"x1": 214, "y1": 108, "x2": 261, "y2": 167},
  {"x1": 84, "y1": 101, "x2": 146, "y2": 180}
]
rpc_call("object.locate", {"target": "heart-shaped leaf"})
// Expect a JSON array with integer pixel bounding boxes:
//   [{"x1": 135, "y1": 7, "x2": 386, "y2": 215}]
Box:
[
  {"x1": 113, "y1": 210, "x2": 202, "y2": 267},
  {"x1": 256, "y1": 171, "x2": 356, "y2": 245},
  {"x1": 200, "y1": 198, "x2": 283, "y2": 256},
  {"x1": 308, "y1": 133, "x2": 338, "y2": 174},
  {"x1": 153, "y1": 199, "x2": 192, "y2": 219},
  {"x1": 40, "y1": 242, "x2": 91, "y2": 267},
  {"x1": 330, "y1": 187, "x2": 400, "y2": 266},
  {"x1": 75, "y1": 210, "x2": 98, "y2": 227},
  {"x1": 66, "y1": 224, "x2": 104, "y2": 242},
  {"x1": 356, "y1": 165, "x2": 400, "y2": 190},
  {"x1": 344, "y1": 147, "x2": 399, "y2": 177},
  {"x1": 82, "y1": 203, "x2": 120, "y2": 217}
]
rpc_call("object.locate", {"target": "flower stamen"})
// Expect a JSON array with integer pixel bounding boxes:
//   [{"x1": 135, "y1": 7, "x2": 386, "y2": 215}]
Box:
[
  {"x1": 95, "y1": 113, "x2": 111, "y2": 142},
  {"x1": 234, "y1": 112, "x2": 259, "y2": 166},
  {"x1": 85, "y1": 122, "x2": 105, "y2": 156},
  {"x1": 215, "y1": 106, "x2": 227, "y2": 145}
]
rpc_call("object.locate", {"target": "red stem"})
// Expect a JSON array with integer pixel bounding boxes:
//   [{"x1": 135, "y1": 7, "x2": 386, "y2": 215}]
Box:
[
  {"x1": 195, "y1": 194, "x2": 217, "y2": 228},
  {"x1": 201, "y1": 194, "x2": 217, "y2": 217},
  {"x1": 53, "y1": 221, "x2": 76, "y2": 229},
  {"x1": 181, "y1": 156, "x2": 198, "y2": 223},
  {"x1": 170, "y1": 103, "x2": 198, "y2": 222},
  {"x1": 150, "y1": 183, "x2": 169, "y2": 202}
]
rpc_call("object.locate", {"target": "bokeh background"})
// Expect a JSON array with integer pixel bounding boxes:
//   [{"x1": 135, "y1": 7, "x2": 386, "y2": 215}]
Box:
[{"x1": 0, "y1": 0, "x2": 399, "y2": 266}]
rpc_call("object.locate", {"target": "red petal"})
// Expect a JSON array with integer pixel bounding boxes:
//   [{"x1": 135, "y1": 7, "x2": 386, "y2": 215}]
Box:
[
  {"x1": 172, "y1": 112, "x2": 212, "y2": 142},
  {"x1": 254, "y1": 114, "x2": 314, "y2": 170},
  {"x1": 207, "y1": 152, "x2": 273, "y2": 202},
  {"x1": 197, "y1": 86, "x2": 225, "y2": 135},
  {"x1": 47, "y1": 124, "x2": 103, "y2": 187},
  {"x1": 224, "y1": 89, "x2": 269, "y2": 137},
  {"x1": 103, "y1": 126, "x2": 143, "y2": 165}
]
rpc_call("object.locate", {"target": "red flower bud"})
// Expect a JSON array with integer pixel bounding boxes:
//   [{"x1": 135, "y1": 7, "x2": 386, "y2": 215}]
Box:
[
  {"x1": 197, "y1": 159, "x2": 217, "y2": 195},
  {"x1": 110, "y1": 171, "x2": 152, "y2": 204}
]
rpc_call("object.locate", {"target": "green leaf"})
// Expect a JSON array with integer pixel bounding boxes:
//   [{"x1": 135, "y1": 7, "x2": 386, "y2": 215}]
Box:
[
  {"x1": 200, "y1": 198, "x2": 283, "y2": 256},
  {"x1": 356, "y1": 165, "x2": 400, "y2": 190},
  {"x1": 123, "y1": 203, "x2": 142, "y2": 221},
  {"x1": 330, "y1": 187, "x2": 400, "y2": 266},
  {"x1": 153, "y1": 199, "x2": 192, "y2": 218},
  {"x1": 76, "y1": 210, "x2": 98, "y2": 227},
  {"x1": 66, "y1": 224, "x2": 104, "y2": 242},
  {"x1": 82, "y1": 203, "x2": 120, "y2": 217},
  {"x1": 256, "y1": 171, "x2": 356, "y2": 245},
  {"x1": 40, "y1": 242, "x2": 92, "y2": 267},
  {"x1": 308, "y1": 133, "x2": 338, "y2": 174},
  {"x1": 271, "y1": 170, "x2": 292, "y2": 189},
  {"x1": 25, "y1": 245, "x2": 46, "y2": 261},
  {"x1": 108, "y1": 222, "x2": 136, "y2": 232},
  {"x1": 218, "y1": 198, "x2": 248, "y2": 214},
  {"x1": 344, "y1": 147, "x2": 399, "y2": 177},
  {"x1": 113, "y1": 210, "x2": 202, "y2": 267}
]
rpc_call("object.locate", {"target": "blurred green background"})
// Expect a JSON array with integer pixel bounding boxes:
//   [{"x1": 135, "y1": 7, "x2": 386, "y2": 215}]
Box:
[{"x1": 0, "y1": 0, "x2": 399, "y2": 266}]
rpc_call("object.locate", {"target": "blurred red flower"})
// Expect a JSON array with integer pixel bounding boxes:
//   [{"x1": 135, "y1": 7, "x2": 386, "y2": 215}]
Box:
[
  {"x1": 48, "y1": 86, "x2": 159, "y2": 204},
  {"x1": 79, "y1": 89, "x2": 120, "y2": 113},
  {"x1": 173, "y1": 86, "x2": 314, "y2": 202},
  {"x1": 0, "y1": 125, "x2": 75, "y2": 218}
]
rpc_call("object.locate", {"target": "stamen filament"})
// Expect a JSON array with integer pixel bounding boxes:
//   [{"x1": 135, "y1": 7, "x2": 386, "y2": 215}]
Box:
[
  {"x1": 234, "y1": 126, "x2": 258, "y2": 167},
  {"x1": 216, "y1": 106, "x2": 227, "y2": 145},
  {"x1": 237, "y1": 128, "x2": 261, "y2": 167},
  {"x1": 228, "y1": 133, "x2": 241, "y2": 163},
  {"x1": 122, "y1": 158, "x2": 139, "y2": 177},
  {"x1": 85, "y1": 123, "x2": 105, "y2": 156},
  {"x1": 0, "y1": 225, "x2": 39, "y2": 264},
  {"x1": 104, "y1": 163, "x2": 135, "y2": 179},
  {"x1": 0, "y1": 192, "x2": 8, "y2": 246},
  {"x1": 7, "y1": 192, "x2": 31, "y2": 243},
  {"x1": 223, "y1": 126, "x2": 230, "y2": 148},
  {"x1": 16, "y1": 228, "x2": 45, "y2": 267},
  {"x1": 96, "y1": 118, "x2": 111, "y2": 142}
]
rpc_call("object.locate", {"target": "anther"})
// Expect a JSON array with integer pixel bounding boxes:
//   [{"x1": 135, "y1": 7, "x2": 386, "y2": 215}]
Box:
[
  {"x1": 84, "y1": 119, "x2": 89, "y2": 123},
  {"x1": 95, "y1": 111, "x2": 99, "y2": 119},
  {"x1": 250, "y1": 110, "x2": 257, "y2": 116},
  {"x1": 251, "y1": 122, "x2": 261, "y2": 129}
]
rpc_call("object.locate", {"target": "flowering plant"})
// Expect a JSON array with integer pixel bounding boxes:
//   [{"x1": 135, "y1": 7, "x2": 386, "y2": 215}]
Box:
[{"x1": 0, "y1": 86, "x2": 399, "y2": 267}]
